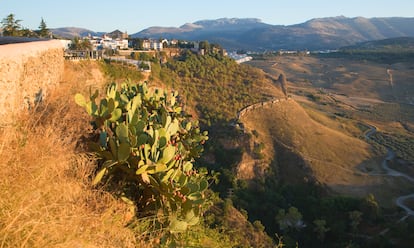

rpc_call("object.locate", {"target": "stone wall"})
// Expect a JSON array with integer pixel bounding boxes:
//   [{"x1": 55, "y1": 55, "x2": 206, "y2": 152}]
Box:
[{"x1": 0, "y1": 40, "x2": 64, "y2": 124}]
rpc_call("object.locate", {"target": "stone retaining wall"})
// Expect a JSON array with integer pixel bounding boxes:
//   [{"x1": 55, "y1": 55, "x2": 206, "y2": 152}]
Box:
[
  {"x1": 0, "y1": 40, "x2": 64, "y2": 124},
  {"x1": 237, "y1": 97, "x2": 290, "y2": 119}
]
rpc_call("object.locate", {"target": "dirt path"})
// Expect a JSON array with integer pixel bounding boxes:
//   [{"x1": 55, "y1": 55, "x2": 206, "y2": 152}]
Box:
[{"x1": 364, "y1": 124, "x2": 414, "y2": 218}]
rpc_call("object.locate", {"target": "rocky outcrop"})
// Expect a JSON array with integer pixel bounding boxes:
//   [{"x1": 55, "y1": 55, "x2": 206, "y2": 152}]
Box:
[{"x1": 0, "y1": 40, "x2": 64, "y2": 124}]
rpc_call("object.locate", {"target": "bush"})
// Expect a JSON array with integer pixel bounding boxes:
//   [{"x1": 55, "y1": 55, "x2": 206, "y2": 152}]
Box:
[
  {"x1": 253, "y1": 142, "x2": 265, "y2": 159},
  {"x1": 253, "y1": 220, "x2": 265, "y2": 232}
]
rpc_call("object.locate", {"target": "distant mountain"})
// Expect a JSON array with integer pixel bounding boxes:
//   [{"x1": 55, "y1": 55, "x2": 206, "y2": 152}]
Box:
[
  {"x1": 133, "y1": 18, "x2": 270, "y2": 44},
  {"x1": 52, "y1": 17, "x2": 414, "y2": 50},
  {"x1": 50, "y1": 27, "x2": 104, "y2": 39},
  {"x1": 132, "y1": 17, "x2": 414, "y2": 51}
]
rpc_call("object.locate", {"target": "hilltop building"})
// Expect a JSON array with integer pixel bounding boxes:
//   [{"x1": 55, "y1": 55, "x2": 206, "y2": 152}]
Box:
[{"x1": 85, "y1": 30, "x2": 129, "y2": 50}]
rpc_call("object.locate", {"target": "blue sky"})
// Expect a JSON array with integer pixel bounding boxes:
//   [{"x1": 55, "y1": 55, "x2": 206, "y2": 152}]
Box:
[{"x1": 1, "y1": 0, "x2": 413, "y2": 33}]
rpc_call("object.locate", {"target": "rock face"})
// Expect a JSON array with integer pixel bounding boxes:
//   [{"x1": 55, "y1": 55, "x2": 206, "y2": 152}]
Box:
[{"x1": 0, "y1": 40, "x2": 64, "y2": 124}]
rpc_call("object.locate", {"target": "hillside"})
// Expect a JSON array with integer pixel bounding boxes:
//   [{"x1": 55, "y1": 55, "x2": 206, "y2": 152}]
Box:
[
  {"x1": 246, "y1": 53, "x2": 414, "y2": 199},
  {"x1": 151, "y1": 49, "x2": 285, "y2": 125},
  {"x1": 231, "y1": 54, "x2": 414, "y2": 247},
  {"x1": 335, "y1": 37, "x2": 414, "y2": 63},
  {"x1": 341, "y1": 37, "x2": 414, "y2": 51},
  {"x1": 238, "y1": 99, "x2": 381, "y2": 196}
]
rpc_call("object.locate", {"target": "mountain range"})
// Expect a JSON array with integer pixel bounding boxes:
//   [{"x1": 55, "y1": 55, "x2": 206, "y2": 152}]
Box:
[{"x1": 52, "y1": 16, "x2": 414, "y2": 51}]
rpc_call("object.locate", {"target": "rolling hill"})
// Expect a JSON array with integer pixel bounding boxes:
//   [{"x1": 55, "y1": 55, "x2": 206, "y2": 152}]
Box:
[{"x1": 238, "y1": 99, "x2": 382, "y2": 195}]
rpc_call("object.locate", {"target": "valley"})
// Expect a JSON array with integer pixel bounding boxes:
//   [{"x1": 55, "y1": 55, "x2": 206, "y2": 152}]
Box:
[
  {"x1": 236, "y1": 54, "x2": 414, "y2": 245},
  {"x1": 247, "y1": 53, "x2": 414, "y2": 202}
]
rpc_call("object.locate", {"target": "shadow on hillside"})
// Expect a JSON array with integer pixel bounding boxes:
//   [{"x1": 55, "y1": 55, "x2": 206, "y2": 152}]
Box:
[{"x1": 271, "y1": 142, "x2": 317, "y2": 185}]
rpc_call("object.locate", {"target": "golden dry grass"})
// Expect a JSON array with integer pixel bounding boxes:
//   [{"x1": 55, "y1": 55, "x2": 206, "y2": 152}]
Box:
[
  {"x1": 0, "y1": 60, "x2": 138, "y2": 248},
  {"x1": 239, "y1": 99, "x2": 384, "y2": 194}
]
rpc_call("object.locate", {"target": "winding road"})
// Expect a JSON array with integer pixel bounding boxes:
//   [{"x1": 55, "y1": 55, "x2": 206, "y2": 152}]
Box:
[{"x1": 364, "y1": 124, "x2": 414, "y2": 218}]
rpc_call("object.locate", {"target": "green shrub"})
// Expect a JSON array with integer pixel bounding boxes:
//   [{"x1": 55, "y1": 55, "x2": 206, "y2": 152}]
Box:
[
  {"x1": 253, "y1": 142, "x2": 265, "y2": 159},
  {"x1": 75, "y1": 82, "x2": 211, "y2": 237},
  {"x1": 100, "y1": 60, "x2": 144, "y2": 82}
]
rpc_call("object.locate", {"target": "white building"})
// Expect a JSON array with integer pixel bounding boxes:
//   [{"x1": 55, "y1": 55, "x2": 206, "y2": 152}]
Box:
[
  {"x1": 228, "y1": 52, "x2": 253, "y2": 64},
  {"x1": 151, "y1": 40, "x2": 163, "y2": 50},
  {"x1": 142, "y1": 39, "x2": 163, "y2": 50},
  {"x1": 86, "y1": 35, "x2": 128, "y2": 50}
]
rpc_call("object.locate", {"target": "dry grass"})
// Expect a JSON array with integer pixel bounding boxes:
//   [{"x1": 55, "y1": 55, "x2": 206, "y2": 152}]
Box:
[
  {"x1": 0, "y1": 60, "x2": 138, "y2": 248},
  {"x1": 239, "y1": 99, "x2": 382, "y2": 191}
]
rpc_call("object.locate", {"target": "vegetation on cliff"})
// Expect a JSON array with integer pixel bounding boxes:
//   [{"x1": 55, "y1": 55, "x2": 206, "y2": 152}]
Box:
[{"x1": 151, "y1": 48, "x2": 284, "y2": 125}]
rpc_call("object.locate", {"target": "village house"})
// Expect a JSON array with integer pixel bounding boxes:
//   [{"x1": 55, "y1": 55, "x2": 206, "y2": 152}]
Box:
[
  {"x1": 142, "y1": 39, "x2": 164, "y2": 50},
  {"x1": 86, "y1": 33, "x2": 128, "y2": 51}
]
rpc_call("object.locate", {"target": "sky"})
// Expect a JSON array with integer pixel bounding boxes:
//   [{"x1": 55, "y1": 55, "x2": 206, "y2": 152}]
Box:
[{"x1": 1, "y1": 0, "x2": 413, "y2": 33}]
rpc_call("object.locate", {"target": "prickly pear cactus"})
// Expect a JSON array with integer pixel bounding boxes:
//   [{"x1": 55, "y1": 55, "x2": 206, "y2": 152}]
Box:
[{"x1": 75, "y1": 82, "x2": 209, "y2": 234}]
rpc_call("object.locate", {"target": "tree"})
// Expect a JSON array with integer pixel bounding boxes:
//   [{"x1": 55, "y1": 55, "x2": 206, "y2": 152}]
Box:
[
  {"x1": 199, "y1": 40, "x2": 210, "y2": 51},
  {"x1": 1, "y1": 14, "x2": 22, "y2": 36},
  {"x1": 360, "y1": 193, "x2": 380, "y2": 221},
  {"x1": 276, "y1": 207, "x2": 305, "y2": 231},
  {"x1": 20, "y1": 28, "x2": 38, "y2": 37},
  {"x1": 138, "y1": 52, "x2": 152, "y2": 61},
  {"x1": 129, "y1": 38, "x2": 143, "y2": 50},
  {"x1": 80, "y1": 38, "x2": 92, "y2": 50},
  {"x1": 38, "y1": 18, "x2": 49, "y2": 37},
  {"x1": 253, "y1": 220, "x2": 265, "y2": 232},
  {"x1": 69, "y1": 37, "x2": 81, "y2": 50},
  {"x1": 69, "y1": 37, "x2": 92, "y2": 50},
  {"x1": 313, "y1": 219, "x2": 330, "y2": 243},
  {"x1": 348, "y1": 210, "x2": 362, "y2": 234}
]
